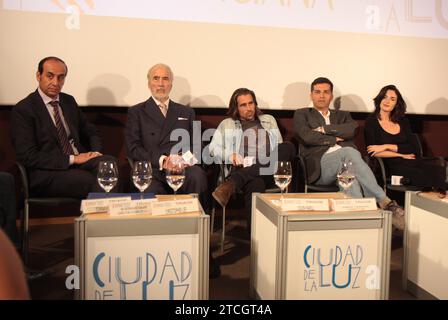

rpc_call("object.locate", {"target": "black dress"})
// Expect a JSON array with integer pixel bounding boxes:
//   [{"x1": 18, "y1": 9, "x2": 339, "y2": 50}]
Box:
[{"x1": 364, "y1": 116, "x2": 446, "y2": 190}]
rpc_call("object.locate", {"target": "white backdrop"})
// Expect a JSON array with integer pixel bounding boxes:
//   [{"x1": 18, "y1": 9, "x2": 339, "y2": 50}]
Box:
[{"x1": 1, "y1": 0, "x2": 448, "y2": 114}]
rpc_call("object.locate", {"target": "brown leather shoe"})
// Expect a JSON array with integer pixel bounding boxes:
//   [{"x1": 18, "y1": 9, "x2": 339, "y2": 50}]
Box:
[{"x1": 212, "y1": 180, "x2": 236, "y2": 207}]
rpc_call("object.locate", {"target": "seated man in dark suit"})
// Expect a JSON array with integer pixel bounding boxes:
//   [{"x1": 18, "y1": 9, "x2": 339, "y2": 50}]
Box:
[
  {"x1": 125, "y1": 63, "x2": 219, "y2": 277},
  {"x1": 11, "y1": 56, "x2": 118, "y2": 199},
  {"x1": 125, "y1": 63, "x2": 207, "y2": 201}
]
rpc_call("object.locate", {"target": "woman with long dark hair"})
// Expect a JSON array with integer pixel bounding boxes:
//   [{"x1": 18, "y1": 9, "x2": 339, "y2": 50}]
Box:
[{"x1": 364, "y1": 85, "x2": 446, "y2": 195}]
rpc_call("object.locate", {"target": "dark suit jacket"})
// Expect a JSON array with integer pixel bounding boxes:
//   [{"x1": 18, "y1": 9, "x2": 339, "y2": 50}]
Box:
[
  {"x1": 125, "y1": 97, "x2": 196, "y2": 170},
  {"x1": 293, "y1": 107, "x2": 358, "y2": 183},
  {"x1": 11, "y1": 90, "x2": 102, "y2": 189}
]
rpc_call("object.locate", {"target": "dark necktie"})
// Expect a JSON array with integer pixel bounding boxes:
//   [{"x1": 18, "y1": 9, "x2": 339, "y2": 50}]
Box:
[{"x1": 49, "y1": 100, "x2": 74, "y2": 155}]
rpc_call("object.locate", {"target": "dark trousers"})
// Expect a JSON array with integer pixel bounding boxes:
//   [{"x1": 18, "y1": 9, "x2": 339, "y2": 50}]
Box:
[
  {"x1": 146, "y1": 165, "x2": 209, "y2": 210},
  {"x1": 0, "y1": 172, "x2": 18, "y2": 244},
  {"x1": 33, "y1": 155, "x2": 120, "y2": 199},
  {"x1": 228, "y1": 142, "x2": 296, "y2": 230},
  {"x1": 387, "y1": 158, "x2": 447, "y2": 191}
]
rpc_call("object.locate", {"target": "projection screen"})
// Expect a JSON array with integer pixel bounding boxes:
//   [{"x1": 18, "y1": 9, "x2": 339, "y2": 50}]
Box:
[{"x1": 1, "y1": 0, "x2": 448, "y2": 114}]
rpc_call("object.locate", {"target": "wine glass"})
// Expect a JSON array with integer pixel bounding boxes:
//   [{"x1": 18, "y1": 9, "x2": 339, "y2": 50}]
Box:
[
  {"x1": 165, "y1": 161, "x2": 185, "y2": 200},
  {"x1": 336, "y1": 158, "x2": 356, "y2": 196},
  {"x1": 97, "y1": 160, "x2": 118, "y2": 193},
  {"x1": 274, "y1": 161, "x2": 292, "y2": 203},
  {"x1": 132, "y1": 161, "x2": 152, "y2": 199}
]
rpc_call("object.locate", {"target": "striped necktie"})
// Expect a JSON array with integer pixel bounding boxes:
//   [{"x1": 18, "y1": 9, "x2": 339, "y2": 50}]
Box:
[
  {"x1": 49, "y1": 100, "x2": 74, "y2": 155},
  {"x1": 159, "y1": 102, "x2": 168, "y2": 117}
]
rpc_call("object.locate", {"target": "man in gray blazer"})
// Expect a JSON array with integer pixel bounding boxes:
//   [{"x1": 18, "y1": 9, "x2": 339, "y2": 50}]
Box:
[{"x1": 293, "y1": 77, "x2": 405, "y2": 230}]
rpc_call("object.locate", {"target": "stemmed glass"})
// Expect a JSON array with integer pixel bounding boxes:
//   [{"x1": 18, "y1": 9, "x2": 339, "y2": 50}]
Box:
[
  {"x1": 165, "y1": 161, "x2": 185, "y2": 200},
  {"x1": 97, "y1": 160, "x2": 118, "y2": 193},
  {"x1": 132, "y1": 161, "x2": 152, "y2": 199},
  {"x1": 274, "y1": 161, "x2": 292, "y2": 203},
  {"x1": 336, "y1": 158, "x2": 356, "y2": 196}
]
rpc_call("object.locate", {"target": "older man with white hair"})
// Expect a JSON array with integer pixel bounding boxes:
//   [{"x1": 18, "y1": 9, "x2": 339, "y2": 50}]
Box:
[
  {"x1": 125, "y1": 63, "x2": 220, "y2": 277},
  {"x1": 126, "y1": 63, "x2": 208, "y2": 197}
]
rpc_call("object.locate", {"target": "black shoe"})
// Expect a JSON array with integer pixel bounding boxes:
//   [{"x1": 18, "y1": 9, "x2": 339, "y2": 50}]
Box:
[
  {"x1": 209, "y1": 255, "x2": 221, "y2": 279},
  {"x1": 434, "y1": 188, "x2": 446, "y2": 199},
  {"x1": 26, "y1": 268, "x2": 52, "y2": 281}
]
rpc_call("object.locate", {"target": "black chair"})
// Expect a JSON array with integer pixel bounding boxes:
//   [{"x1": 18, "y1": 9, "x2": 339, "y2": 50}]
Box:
[
  {"x1": 16, "y1": 162, "x2": 80, "y2": 278},
  {"x1": 295, "y1": 144, "x2": 339, "y2": 193},
  {"x1": 214, "y1": 163, "x2": 281, "y2": 253},
  {"x1": 370, "y1": 134, "x2": 444, "y2": 193},
  {"x1": 373, "y1": 158, "x2": 421, "y2": 193}
]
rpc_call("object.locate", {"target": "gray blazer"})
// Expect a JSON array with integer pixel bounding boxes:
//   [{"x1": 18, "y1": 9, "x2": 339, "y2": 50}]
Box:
[{"x1": 293, "y1": 107, "x2": 358, "y2": 183}]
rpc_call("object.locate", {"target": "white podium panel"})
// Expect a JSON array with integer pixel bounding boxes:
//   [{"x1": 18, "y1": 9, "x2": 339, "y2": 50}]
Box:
[
  {"x1": 286, "y1": 228, "x2": 382, "y2": 300},
  {"x1": 403, "y1": 192, "x2": 448, "y2": 300},
  {"x1": 75, "y1": 195, "x2": 209, "y2": 300},
  {"x1": 250, "y1": 193, "x2": 391, "y2": 300}
]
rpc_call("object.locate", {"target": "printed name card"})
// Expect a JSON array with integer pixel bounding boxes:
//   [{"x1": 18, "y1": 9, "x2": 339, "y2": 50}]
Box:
[
  {"x1": 108, "y1": 199, "x2": 157, "y2": 216},
  {"x1": 82, "y1": 197, "x2": 200, "y2": 216},
  {"x1": 243, "y1": 156, "x2": 255, "y2": 168},
  {"x1": 330, "y1": 198, "x2": 377, "y2": 212},
  {"x1": 272, "y1": 198, "x2": 330, "y2": 211},
  {"x1": 152, "y1": 198, "x2": 200, "y2": 216},
  {"x1": 182, "y1": 150, "x2": 198, "y2": 166},
  {"x1": 81, "y1": 197, "x2": 131, "y2": 214}
]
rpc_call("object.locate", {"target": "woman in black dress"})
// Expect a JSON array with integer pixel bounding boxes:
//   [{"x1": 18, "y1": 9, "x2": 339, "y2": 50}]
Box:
[{"x1": 364, "y1": 85, "x2": 446, "y2": 195}]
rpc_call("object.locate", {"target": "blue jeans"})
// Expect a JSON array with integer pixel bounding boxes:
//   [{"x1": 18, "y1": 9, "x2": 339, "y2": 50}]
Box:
[{"x1": 316, "y1": 147, "x2": 387, "y2": 203}]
